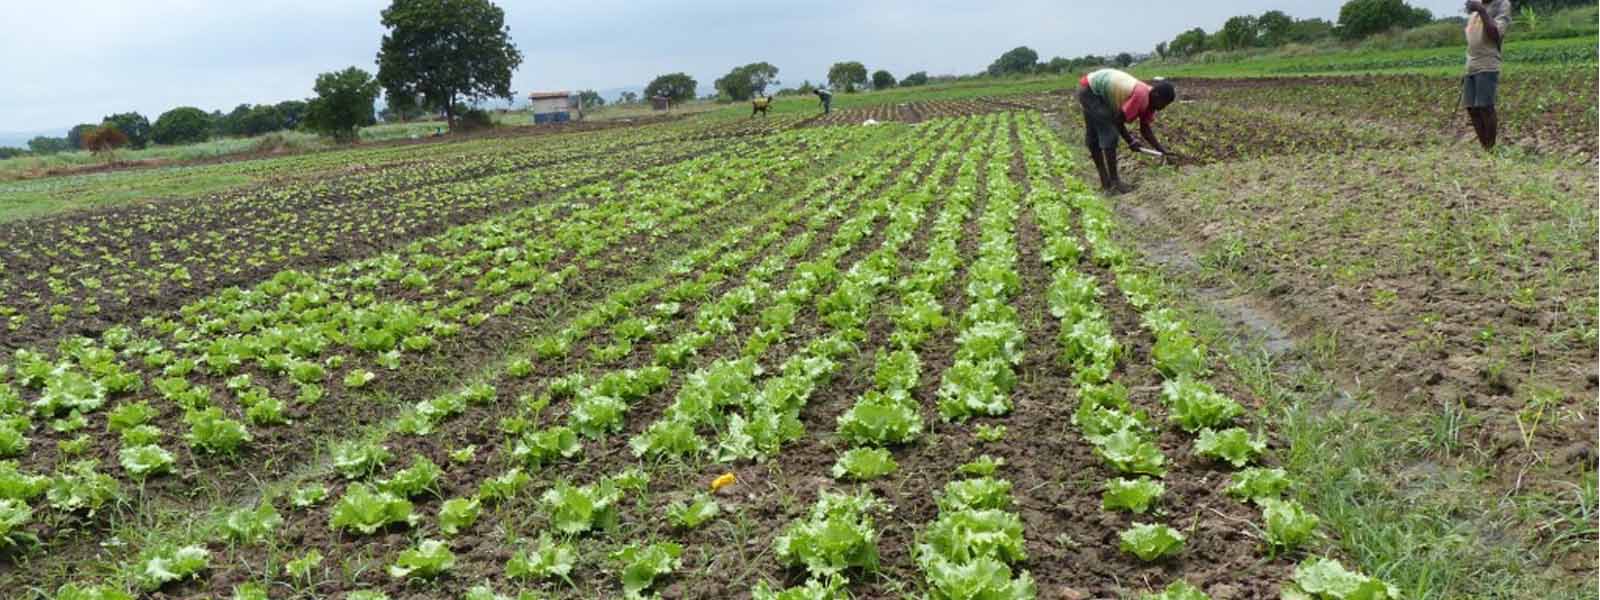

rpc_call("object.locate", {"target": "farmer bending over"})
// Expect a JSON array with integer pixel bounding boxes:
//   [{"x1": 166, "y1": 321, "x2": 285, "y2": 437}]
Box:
[
  {"x1": 752, "y1": 95, "x2": 772, "y2": 117},
  {"x1": 1463, "y1": 0, "x2": 1511, "y2": 150},
  {"x1": 1077, "y1": 68, "x2": 1175, "y2": 194},
  {"x1": 814, "y1": 88, "x2": 833, "y2": 114}
]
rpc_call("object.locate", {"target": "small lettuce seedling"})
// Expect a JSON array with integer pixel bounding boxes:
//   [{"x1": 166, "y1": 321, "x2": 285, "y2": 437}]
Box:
[{"x1": 1118, "y1": 522, "x2": 1185, "y2": 561}]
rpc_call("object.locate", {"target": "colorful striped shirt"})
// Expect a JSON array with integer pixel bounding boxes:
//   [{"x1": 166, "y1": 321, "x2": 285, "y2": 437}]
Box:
[{"x1": 1080, "y1": 68, "x2": 1155, "y2": 125}]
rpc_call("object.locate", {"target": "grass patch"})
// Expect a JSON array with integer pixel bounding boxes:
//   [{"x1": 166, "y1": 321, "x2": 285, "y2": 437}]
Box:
[{"x1": 1138, "y1": 35, "x2": 1596, "y2": 78}]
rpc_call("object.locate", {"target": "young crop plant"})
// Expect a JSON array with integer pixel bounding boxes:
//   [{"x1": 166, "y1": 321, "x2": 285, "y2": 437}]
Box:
[
  {"x1": 1141, "y1": 580, "x2": 1211, "y2": 600},
  {"x1": 918, "y1": 508, "x2": 1029, "y2": 567},
  {"x1": 1282, "y1": 557, "x2": 1400, "y2": 600},
  {"x1": 1160, "y1": 376, "x2": 1244, "y2": 433},
  {"x1": 388, "y1": 539, "x2": 456, "y2": 580},
  {"x1": 0, "y1": 462, "x2": 47, "y2": 502},
  {"x1": 920, "y1": 555, "x2": 1038, "y2": 600},
  {"x1": 1093, "y1": 428, "x2": 1167, "y2": 477},
  {"x1": 438, "y1": 497, "x2": 481, "y2": 535},
  {"x1": 133, "y1": 544, "x2": 211, "y2": 591},
  {"x1": 477, "y1": 468, "x2": 531, "y2": 504},
  {"x1": 773, "y1": 489, "x2": 883, "y2": 577},
  {"x1": 0, "y1": 498, "x2": 37, "y2": 549},
  {"x1": 752, "y1": 574, "x2": 848, "y2": 600},
  {"x1": 285, "y1": 549, "x2": 323, "y2": 581},
  {"x1": 542, "y1": 480, "x2": 623, "y2": 535},
  {"x1": 118, "y1": 444, "x2": 176, "y2": 479},
  {"x1": 610, "y1": 541, "x2": 683, "y2": 598},
  {"x1": 666, "y1": 494, "x2": 721, "y2": 530},
  {"x1": 46, "y1": 460, "x2": 120, "y2": 514},
  {"x1": 1102, "y1": 477, "x2": 1165, "y2": 514},
  {"x1": 630, "y1": 415, "x2": 707, "y2": 459},
  {"x1": 957, "y1": 455, "x2": 1005, "y2": 477},
  {"x1": 331, "y1": 439, "x2": 391, "y2": 479},
  {"x1": 223, "y1": 501, "x2": 283, "y2": 544},
  {"x1": 506, "y1": 533, "x2": 577, "y2": 583},
  {"x1": 329, "y1": 483, "x2": 417, "y2": 534},
  {"x1": 1260, "y1": 498, "x2": 1321, "y2": 551},
  {"x1": 184, "y1": 407, "x2": 251, "y2": 455},
  {"x1": 832, "y1": 447, "x2": 899, "y2": 481},
  {"x1": 938, "y1": 477, "x2": 1014, "y2": 512},
  {"x1": 290, "y1": 484, "x2": 328, "y2": 508},
  {"x1": 1225, "y1": 467, "x2": 1293, "y2": 504},
  {"x1": 377, "y1": 455, "x2": 443, "y2": 498},
  {"x1": 1119, "y1": 522, "x2": 1185, "y2": 561},
  {"x1": 974, "y1": 423, "x2": 1007, "y2": 443},
  {"x1": 1193, "y1": 427, "x2": 1265, "y2": 468},
  {"x1": 835, "y1": 390, "x2": 923, "y2": 446}
]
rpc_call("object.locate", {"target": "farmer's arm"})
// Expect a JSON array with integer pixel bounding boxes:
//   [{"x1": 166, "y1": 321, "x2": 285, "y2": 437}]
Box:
[
  {"x1": 1467, "y1": 1, "x2": 1503, "y2": 45},
  {"x1": 1139, "y1": 120, "x2": 1168, "y2": 155},
  {"x1": 1116, "y1": 121, "x2": 1142, "y2": 151}
]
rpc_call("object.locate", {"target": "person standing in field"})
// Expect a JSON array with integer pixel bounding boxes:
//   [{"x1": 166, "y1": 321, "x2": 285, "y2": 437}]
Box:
[
  {"x1": 1463, "y1": 0, "x2": 1511, "y2": 150},
  {"x1": 814, "y1": 88, "x2": 833, "y2": 114},
  {"x1": 1077, "y1": 68, "x2": 1175, "y2": 195}
]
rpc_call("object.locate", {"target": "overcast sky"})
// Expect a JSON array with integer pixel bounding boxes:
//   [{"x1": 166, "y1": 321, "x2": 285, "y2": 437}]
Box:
[{"x1": 0, "y1": 0, "x2": 1470, "y2": 137}]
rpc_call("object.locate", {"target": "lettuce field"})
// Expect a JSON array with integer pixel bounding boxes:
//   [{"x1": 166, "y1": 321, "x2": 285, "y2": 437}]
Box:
[{"x1": 0, "y1": 68, "x2": 1593, "y2": 600}]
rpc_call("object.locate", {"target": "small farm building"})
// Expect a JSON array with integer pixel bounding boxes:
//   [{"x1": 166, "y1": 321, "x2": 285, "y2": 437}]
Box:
[
  {"x1": 651, "y1": 95, "x2": 671, "y2": 111},
  {"x1": 528, "y1": 91, "x2": 579, "y2": 124}
]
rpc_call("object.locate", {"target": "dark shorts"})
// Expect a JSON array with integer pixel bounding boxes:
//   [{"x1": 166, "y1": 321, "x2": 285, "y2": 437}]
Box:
[
  {"x1": 1462, "y1": 71, "x2": 1499, "y2": 109},
  {"x1": 1077, "y1": 85, "x2": 1120, "y2": 150}
]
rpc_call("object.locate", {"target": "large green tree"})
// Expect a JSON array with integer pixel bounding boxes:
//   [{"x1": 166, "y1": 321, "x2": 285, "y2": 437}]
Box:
[
  {"x1": 151, "y1": 107, "x2": 212, "y2": 145},
  {"x1": 645, "y1": 73, "x2": 698, "y2": 103},
  {"x1": 26, "y1": 136, "x2": 70, "y2": 155},
  {"x1": 1169, "y1": 28, "x2": 1209, "y2": 57},
  {"x1": 577, "y1": 90, "x2": 605, "y2": 109},
  {"x1": 305, "y1": 67, "x2": 382, "y2": 142},
  {"x1": 1336, "y1": 0, "x2": 1433, "y2": 40},
  {"x1": 240, "y1": 104, "x2": 286, "y2": 136},
  {"x1": 66, "y1": 123, "x2": 97, "y2": 150},
  {"x1": 102, "y1": 112, "x2": 151, "y2": 149},
  {"x1": 1216, "y1": 15, "x2": 1261, "y2": 49},
  {"x1": 275, "y1": 100, "x2": 309, "y2": 130},
  {"x1": 377, "y1": 0, "x2": 523, "y2": 129},
  {"x1": 871, "y1": 69, "x2": 896, "y2": 90},
  {"x1": 986, "y1": 46, "x2": 1039, "y2": 76},
  {"x1": 1257, "y1": 10, "x2": 1296, "y2": 46},
  {"x1": 714, "y1": 62, "x2": 780, "y2": 101},
  {"x1": 901, "y1": 71, "x2": 929, "y2": 87},
  {"x1": 827, "y1": 61, "x2": 868, "y2": 92}
]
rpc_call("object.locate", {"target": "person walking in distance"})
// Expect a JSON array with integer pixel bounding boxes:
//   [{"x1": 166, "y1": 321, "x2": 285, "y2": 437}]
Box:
[{"x1": 1463, "y1": 0, "x2": 1511, "y2": 150}]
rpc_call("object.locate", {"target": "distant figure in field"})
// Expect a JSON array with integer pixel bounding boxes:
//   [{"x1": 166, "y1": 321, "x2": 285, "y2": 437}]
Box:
[
  {"x1": 814, "y1": 88, "x2": 833, "y2": 114},
  {"x1": 1077, "y1": 68, "x2": 1175, "y2": 195},
  {"x1": 1463, "y1": 0, "x2": 1511, "y2": 150},
  {"x1": 752, "y1": 95, "x2": 772, "y2": 117}
]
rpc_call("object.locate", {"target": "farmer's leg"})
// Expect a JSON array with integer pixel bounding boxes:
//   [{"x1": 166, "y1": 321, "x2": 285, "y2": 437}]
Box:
[
  {"x1": 1482, "y1": 107, "x2": 1498, "y2": 150},
  {"x1": 1084, "y1": 120, "x2": 1110, "y2": 188},
  {"x1": 1479, "y1": 72, "x2": 1500, "y2": 150},
  {"x1": 1088, "y1": 147, "x2": 1110, "y2": 190},
  {"x1": 1466, "y1": 107, "x2": 1486, "y2": 145},
  {"x1": 1104, "y1": 146, "x2": 1127, "y2": 194}
]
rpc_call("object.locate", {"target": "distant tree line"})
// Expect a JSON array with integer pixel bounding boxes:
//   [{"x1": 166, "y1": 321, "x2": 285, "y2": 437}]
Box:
[{"x1": 1159, "y1": 0, "x2": 1449, "y2": 59}]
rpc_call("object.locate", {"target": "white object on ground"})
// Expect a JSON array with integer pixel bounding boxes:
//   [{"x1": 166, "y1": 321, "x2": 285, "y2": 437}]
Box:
[
  {"x1": 1136, "y1": 147, "x2": 1165, "y2": 157},
  {"x1": 862, "y1": 119, "x2": 880, "y2": 126}
]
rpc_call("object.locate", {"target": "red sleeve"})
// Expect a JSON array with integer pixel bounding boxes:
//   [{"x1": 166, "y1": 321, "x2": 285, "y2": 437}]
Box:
[{"x1": 1122, "y1": 83, "x2": 1151, "y2": 123}]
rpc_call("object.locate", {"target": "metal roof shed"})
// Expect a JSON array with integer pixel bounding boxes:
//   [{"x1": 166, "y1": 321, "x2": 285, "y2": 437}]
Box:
[{"x1": 528, "y1": 91, "x2": 578, "y2": 124}]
